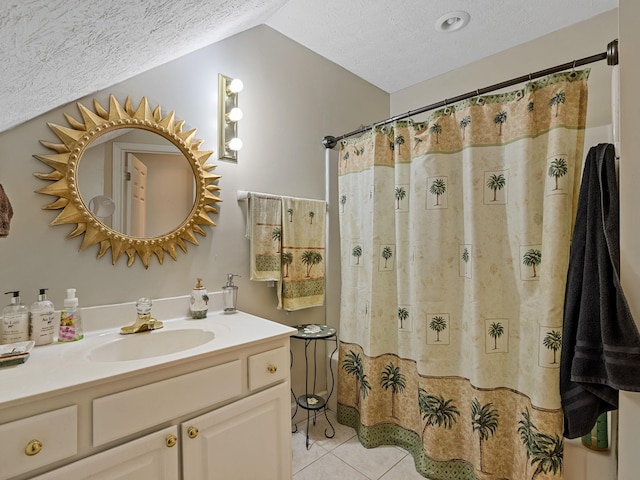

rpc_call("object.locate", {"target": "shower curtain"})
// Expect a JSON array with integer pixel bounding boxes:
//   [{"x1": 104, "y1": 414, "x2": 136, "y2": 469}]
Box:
[{"x1": 337, "y1": 70, "x2": 589, "y2": 480}]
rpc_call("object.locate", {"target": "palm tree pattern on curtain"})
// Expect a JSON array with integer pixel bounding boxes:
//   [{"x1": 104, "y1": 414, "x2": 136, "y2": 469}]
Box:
[
  {"x1": 548, "y1": 157, "x2": 568, "y2": 191},
  {"x1": 398, "y1": 307, "x2": 409, "y2": 330},
  {"x1": 429, "y1": 178, "x2": 447, "y2": 206},
  {"x1": 543, "y1": 330, "x2": 562, "y2": 364},
  {"x1": 429, "y1": 315, "x2": 447, "y2": 342},
  {"x1": 518, "y1": 408, "x2": 563, "y2": 479},
  {"x1": 337, "y1": 70, "x2": 589, "y2": 480},
  {"x1": 380, "y1": 362, "x2": 407, "y2": 419},
  {"x1": 486, "y1": 173, "x2": 506, "y2": 202}
]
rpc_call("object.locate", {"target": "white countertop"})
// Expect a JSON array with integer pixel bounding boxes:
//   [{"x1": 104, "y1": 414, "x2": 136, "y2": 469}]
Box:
[{"x1": 0, "y1": 304, "x2": 295, "y2": 408}]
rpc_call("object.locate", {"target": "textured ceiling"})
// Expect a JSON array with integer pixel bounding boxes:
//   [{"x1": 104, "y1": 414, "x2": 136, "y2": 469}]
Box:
[
  {"x1": 0, "y1": 0, "x2": 617, "y2": 133},
  {"x1": 0, "y1": 0, "x2": 287, "y2": 133}
]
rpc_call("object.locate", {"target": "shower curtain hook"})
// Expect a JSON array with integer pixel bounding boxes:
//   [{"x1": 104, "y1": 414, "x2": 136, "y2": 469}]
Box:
[{"x1": 569, "y1": 60, "x2": 578, "y2": 79}]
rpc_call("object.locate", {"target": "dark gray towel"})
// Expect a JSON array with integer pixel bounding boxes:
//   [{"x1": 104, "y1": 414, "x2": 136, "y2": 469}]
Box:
[
  {"x1": 561, "y1": 143, "x2": 640, "y2": 439},
  {"x1": 0, "y1": 184, "x2": 13, "y2": 237}
]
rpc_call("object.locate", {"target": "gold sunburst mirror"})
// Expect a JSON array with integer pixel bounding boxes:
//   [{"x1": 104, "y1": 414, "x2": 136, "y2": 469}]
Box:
[{"x1": 34, "y1": 95, "x2": 222, "y2": 268}]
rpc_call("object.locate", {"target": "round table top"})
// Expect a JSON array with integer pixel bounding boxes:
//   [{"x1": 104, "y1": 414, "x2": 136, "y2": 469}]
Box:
[{"x1": 292, "y1": 324, "x2": 336, "y2": 339}]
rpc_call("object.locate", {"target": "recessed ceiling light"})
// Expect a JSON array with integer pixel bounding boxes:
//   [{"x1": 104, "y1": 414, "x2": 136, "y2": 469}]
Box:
[{"x1": 435, "y1": 11, "x2": 471, "y2": 33}]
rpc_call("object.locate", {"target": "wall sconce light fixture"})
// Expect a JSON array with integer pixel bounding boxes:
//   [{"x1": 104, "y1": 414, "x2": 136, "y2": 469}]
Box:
[{"x1": 218, "y1": 73, "x2": 243, "y2": 162}]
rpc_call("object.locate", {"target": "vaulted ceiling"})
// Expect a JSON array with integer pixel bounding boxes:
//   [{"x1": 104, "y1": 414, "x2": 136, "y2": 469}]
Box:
[{"x1": 0, "y1": 0, "x2": 617, "y2": 133}]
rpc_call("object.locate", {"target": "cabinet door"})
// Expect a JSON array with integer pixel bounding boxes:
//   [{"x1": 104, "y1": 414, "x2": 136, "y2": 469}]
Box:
[
  {"x1": 31, "y1": 426, "x2": 179, "y2": 480},
  {"x1": 182, "y1": 382, "x2": 292, "y2": 480}
]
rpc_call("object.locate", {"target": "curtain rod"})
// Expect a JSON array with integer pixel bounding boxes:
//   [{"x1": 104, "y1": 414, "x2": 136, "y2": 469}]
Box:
[{"x1": 322, "y1": 39, "x2": 619, "y2": 149}]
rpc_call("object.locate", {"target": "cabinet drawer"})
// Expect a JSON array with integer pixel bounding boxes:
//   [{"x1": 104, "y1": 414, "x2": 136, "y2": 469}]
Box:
[
  {"x1": 93, "y1": 360, "x2": 241, "y2": 446},
  {"x1": 0, "y1": 405, "x2": 77, "y2": 480},
  {"x1": 248, "y1": 346, "x2": 289, "y2": 391}
]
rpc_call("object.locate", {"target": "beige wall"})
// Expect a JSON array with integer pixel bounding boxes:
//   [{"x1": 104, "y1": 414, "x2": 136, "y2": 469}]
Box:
[{"x1": 618, "y1": 0, "x2": 640, "y2": 478}]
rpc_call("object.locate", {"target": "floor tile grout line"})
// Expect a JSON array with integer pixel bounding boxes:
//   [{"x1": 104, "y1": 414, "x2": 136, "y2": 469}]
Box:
[
  {"x1": 293, "y1": 451, "x2": 368, "y2": 480},
  {"x1": 292, "y1": 448, "x2": 330, "y2": 478},
  {"x1": 292, "y1": 415, "x2": 358, "y2": 453},
  {"x1": 294, "y1": 412, "x2": 423, "y2": 480},
  {"x1": 375, "y1": 451, "x2": 410, "y2": 480},
  {"x1": 328, "y1": 437, "x2": 412, "y2": 480}
]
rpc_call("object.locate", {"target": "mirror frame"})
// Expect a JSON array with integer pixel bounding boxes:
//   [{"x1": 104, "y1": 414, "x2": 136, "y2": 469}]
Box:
[{"x1": 33, "y1": 95, "x2": 222, "y2": 268}]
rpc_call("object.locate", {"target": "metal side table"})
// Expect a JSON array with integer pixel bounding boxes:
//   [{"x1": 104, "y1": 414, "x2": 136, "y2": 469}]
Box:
[{"x1": 290, "y1": 324, "x2": 338, "y2": 449}]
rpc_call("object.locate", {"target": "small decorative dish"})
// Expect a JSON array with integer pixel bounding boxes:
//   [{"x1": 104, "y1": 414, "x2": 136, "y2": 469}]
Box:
[{"x1": 0, "y1": 341, "x2": 35, "y2": 367}]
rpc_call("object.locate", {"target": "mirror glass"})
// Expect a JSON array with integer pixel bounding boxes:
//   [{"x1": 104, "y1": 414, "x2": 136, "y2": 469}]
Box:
[{"x1": 77, "y1": 128, "x2": 196, "y2": 238}]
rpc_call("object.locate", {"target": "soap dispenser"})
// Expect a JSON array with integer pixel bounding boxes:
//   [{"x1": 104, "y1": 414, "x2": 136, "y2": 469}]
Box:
[
  {"x1": 222, "y1": 274, "x2": 240, "y2": 313},
  {"x1": 189, "y1": 278, "x2": 209, "y2": 319},
  {"x1": 29, "y1": 288, "x2": 56, "y2": 346},
  {"x1": 58, "y1": 288, "x2": 83, "y2": 342},
  {"x1": 2, "y1": 291, "x2": 29, "y2": 344}
]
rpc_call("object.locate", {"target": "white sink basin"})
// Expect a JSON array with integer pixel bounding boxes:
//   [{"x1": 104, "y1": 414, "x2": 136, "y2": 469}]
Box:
[{"x1": 88, "y1": 328, "x2": 215, "y2": 362}]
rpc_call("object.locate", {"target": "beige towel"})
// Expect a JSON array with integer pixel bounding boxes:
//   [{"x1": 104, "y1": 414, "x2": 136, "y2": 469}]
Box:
[
  {"x1": 278, "y1": 196, "x2": 326, "y2": 311},
  {"x1": 246, "y1": 194, "x2": 282, "y2": 282},
  {"x1": 0, "y1": 184, "x2": 13, "y2": 238}
]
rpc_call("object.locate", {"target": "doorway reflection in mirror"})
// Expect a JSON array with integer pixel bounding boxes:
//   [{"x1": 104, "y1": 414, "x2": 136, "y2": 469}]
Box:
[{"x1": 77, "y1": 128, "x2": 196, "y2": 238}]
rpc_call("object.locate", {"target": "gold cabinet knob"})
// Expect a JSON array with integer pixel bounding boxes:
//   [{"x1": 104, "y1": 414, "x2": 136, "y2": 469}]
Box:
[
  {"x1": 165, "y1": 434, "x2": 177, "y2": 448},
  {"x1": 187, "y1": 426, "x2": 199, "y2": 439},
  {"x1": 267, "y1": 364, "x2": 277, "y2": 374},
  {"x1": 25, "y1": 439, "x2": 43, "y2": 456}
]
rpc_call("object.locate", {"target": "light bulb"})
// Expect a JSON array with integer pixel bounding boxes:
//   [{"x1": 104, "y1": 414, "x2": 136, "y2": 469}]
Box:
[
  {"x1": 228, "y1": 137, "x2": 243, "y2": 151},
  {"x1": 228, "y1": 78, "x2": 244, "y2": 94},
  {"x1": 227, "y1": 107, "x2": 243, "y2": 122}
]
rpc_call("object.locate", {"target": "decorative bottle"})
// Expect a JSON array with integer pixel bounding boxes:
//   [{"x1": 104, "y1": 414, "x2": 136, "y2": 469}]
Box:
[
  {"x1": 222, "y1": 274, "x2": 240, "y2": 313},
  {"x1": 189, "y1": 278, "x2": 209, "y2": 319},
  {"x1": 2, "y1": 291, "x2": 29, "y2": 344},
  {"x1": 58, "y1": 288, "x2": 83, "y2": 342},
  {"x1": 29, "y1": 288, "x2": 56, "y2": 346}
]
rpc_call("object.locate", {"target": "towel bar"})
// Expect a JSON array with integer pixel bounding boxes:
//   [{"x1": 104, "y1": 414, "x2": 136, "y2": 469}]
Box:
[{"x1": 236, "y1": 190, "x2": 328, "y2": 209}]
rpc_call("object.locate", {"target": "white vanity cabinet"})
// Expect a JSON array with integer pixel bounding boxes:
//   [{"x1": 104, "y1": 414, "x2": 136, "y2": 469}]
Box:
[
  {"x1": 31, "y1": 426, "x2": 180, "y2": 480},
  {"x1": 0, "y1": 312, "x2": 294, "y2": 480},
  {"x1": 31, "y1": 383, "x2": 291, "y2": 480}
]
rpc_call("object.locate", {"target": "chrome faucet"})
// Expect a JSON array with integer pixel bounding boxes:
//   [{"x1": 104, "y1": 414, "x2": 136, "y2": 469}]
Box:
[{"x1": 120, "y1": 298, "x2": 164, "y2": 335}]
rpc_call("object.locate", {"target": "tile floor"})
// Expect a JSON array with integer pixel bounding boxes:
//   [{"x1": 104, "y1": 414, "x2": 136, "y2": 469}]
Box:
[{"x1": 291, "y1": 410, "x2": 427, "y2": 480}]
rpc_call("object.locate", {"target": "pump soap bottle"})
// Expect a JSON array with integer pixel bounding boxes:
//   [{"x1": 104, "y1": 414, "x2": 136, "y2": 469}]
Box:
[
  {"x1": 222, "y1": 274, "x2": 240, "y2": 313},
  {"x1": 58, "y1": 288, "x2": 83, "y2": 342},
  {"x1": 2, "y1": 291, "x2": 29, "y2": 344},
  {"x1": 29, "y1": 288, "x2": 56, "y2": 346},
  {"x1": 190, "y1": 278, "x2": 209, "y2": 319}
]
